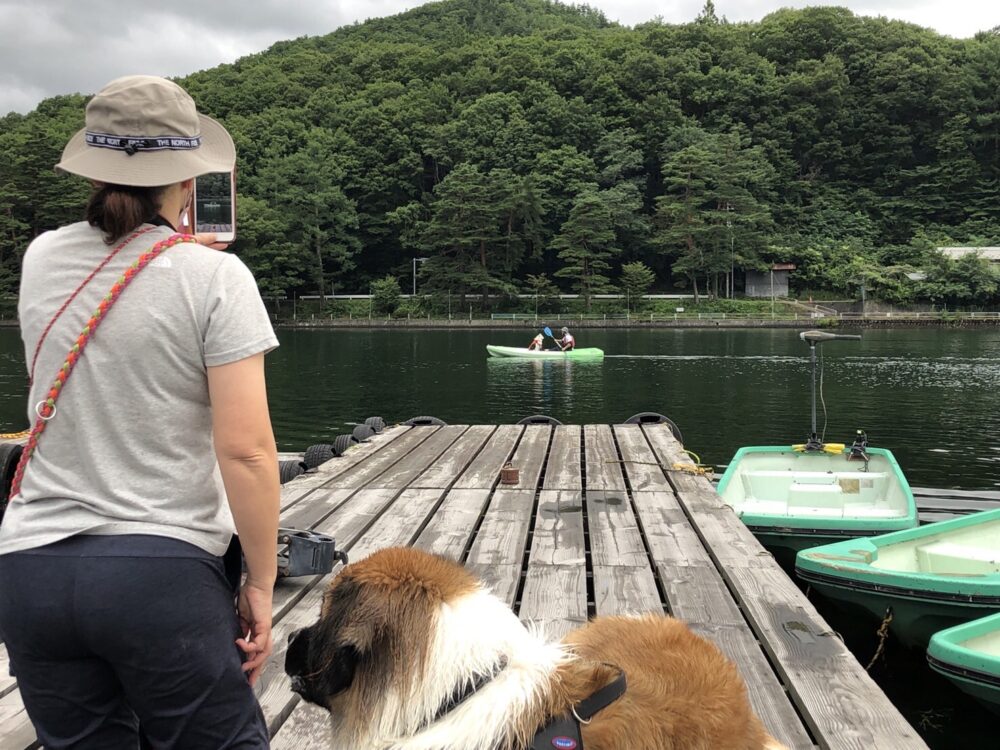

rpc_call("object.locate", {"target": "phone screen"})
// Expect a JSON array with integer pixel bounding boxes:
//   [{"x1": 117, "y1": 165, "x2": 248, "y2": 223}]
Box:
[{"x1": 194, "y1": 171, "x2": 235, "y2": 241}]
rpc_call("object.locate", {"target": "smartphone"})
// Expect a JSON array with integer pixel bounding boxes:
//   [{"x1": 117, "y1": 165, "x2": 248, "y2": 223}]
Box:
[{"x1": 192, "y1": 170, "x2": 236, "y2": 243}]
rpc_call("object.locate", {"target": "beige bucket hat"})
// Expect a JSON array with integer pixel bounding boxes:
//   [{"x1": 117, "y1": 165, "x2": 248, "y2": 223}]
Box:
[{"x1": 56, "y1": 75, "x2": 236, "y2": 187}]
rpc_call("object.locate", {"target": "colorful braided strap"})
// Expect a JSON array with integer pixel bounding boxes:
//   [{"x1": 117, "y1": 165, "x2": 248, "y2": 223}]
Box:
[{"x1": 9, "y1": 232, "x2": 197, "y2": 499}]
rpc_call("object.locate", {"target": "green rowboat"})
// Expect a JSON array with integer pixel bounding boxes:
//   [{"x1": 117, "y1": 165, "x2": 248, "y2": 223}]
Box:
[
  {"x1": 928, "y1": 612, "x2": 1000, "y2": 715},
  {"x1": 796, "y1": 508, "x2": 1000, "y2": 649},
  {"x1": 717, "y1": 445, "x2": 917, "y2": 567},
  {"x1": 486, "y1": 345, "x2": 604, "y2": 360},
  {"x1": 717, "y1": 330, "x2": 917, "y2": 566}
]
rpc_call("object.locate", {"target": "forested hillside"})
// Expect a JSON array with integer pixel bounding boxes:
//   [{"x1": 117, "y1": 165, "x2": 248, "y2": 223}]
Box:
[{"x1": 1, "y1": 0, "x2": 998, "y2": 308}]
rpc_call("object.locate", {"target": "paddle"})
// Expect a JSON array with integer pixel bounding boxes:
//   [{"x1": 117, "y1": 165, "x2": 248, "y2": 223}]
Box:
[{"x1": 542, "y1": 326, "x2": 560, "y2": 350}]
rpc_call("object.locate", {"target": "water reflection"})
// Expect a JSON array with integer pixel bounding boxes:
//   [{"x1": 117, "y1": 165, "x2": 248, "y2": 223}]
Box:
[{"x1": 486, "y1": 357, "x2": 606, "y2": 422}]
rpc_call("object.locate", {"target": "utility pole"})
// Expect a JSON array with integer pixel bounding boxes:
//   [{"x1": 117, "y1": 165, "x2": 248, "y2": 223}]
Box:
[
  {"x1": 769, "y1": 267, "x2": 774, "y2": 317},
  {"x1": 726, "y1": 203, "x2": 734, "y2": 299},
  {"x1": 412, "y1": 257, "x2": 428, "y2": 297}
]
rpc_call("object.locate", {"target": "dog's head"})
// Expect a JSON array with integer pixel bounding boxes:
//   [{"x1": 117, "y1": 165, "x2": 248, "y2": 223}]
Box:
[{"x1": 284, "y1": 547, "x2": 481, "y2": 712}]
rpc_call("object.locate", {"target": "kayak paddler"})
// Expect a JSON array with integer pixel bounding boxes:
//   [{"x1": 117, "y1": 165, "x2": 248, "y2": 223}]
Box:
[{"x1": 559, "y1": 326, "x2": 575, "y2": 351}]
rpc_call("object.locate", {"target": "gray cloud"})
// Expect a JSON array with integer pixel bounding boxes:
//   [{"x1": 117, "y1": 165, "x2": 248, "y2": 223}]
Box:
[{"x1": 1, "y1": 0, "x2": 994, "y2": 116}]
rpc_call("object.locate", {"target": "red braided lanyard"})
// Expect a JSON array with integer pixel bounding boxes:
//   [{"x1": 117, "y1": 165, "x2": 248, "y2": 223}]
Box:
[
  {"x1": 28, "y1": 225, "x2": 157, "y2": 386},
  {"x1": 10, "y1": 233, "x2": 196, "y2": 498}
]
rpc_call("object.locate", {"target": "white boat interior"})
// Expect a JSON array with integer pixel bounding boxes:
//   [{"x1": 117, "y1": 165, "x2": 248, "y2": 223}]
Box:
[
  {"x1": 961, "y1": 627, "x2": 1000, "y2": 657},
  {"x1": 870, "y1": 516, "x2": 1000, "y2": 576},
  {"x1": 720, "y1": 450, "x2": 912, "y2": 520}
]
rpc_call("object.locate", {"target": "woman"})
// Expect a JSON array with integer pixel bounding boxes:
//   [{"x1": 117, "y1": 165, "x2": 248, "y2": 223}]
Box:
[
  {"x1": 0, "y1": 75, "x2": 279, "y2": 748},
  {"x1": 559, "y1": 326, "x2": 576, "y2": 351}
]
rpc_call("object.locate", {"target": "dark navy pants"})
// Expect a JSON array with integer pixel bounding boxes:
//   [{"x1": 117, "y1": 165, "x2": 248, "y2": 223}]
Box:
[{"x1": 0, "y1": 535, "x2": 268, "y2": 749}]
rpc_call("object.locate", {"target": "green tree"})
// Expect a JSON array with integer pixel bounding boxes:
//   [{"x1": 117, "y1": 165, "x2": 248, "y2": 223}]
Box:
[
  {"x1": 552, "y1": 191, "x2": 619, "y2": 310},
  {"x1": 371, "y1": 275, "x2": 402, "y2": 315},
  {"x1": 620, "y1": 261, "x2": 656, "y2": 311},
  {"x1": 524, "y1": 272, "x2": 560, "y2": 314},
  {"x1": 411, "y1": 163, "x2": 517, "y2": 304},
  {"x1": 253, "y1": 131, "x2": 361, "y2": 300},
  {"x1": 655, "y1": 127, "x2": 774, "y2": 300}
]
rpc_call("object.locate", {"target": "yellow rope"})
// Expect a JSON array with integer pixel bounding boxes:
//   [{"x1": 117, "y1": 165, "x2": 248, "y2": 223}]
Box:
[
  {"x1": 671, "y1": 462, "x2": 713, "y2": 478},
  {"x1": 669, "y1": 449, "x2": 713, "y2": 478},
  {"x1": 0, "y1": 430, "x2": 29, "y2": 439}
]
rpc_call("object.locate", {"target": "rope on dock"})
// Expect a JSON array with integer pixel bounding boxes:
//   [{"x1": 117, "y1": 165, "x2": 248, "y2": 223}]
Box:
[
  {"x1": 865, "y1": 607, "x2": 894, "y2": 671},
  {"x1": 603, "y1": 450, "x2": 714, "y2": 479}
]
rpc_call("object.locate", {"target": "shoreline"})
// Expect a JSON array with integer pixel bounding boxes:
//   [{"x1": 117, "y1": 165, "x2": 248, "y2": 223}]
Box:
[
  {"x1": 3, "y1": 317, "x2": 998, "y2": 331},
  {"x1": 270, "y1": 317, "x2": 1000, "y2": 330}
]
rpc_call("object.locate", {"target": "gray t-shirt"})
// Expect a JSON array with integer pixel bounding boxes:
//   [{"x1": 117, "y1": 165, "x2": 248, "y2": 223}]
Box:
[{"x1": 0, "y1": 221, "x2": 279, "y2": 557}]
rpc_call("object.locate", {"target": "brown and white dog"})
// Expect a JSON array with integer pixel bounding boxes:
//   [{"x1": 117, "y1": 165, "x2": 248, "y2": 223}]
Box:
[{"x1": 285, "y1": 547, "x2": 787, "y2": 750}]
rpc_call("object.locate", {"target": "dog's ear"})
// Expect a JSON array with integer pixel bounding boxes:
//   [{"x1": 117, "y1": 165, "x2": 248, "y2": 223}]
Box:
[
  {"x1": 305, "y1": 576, "x2": 370, "y2": 701},
  {"x1": 314, "y1": 643, "x2": 360, "y2": 697}
]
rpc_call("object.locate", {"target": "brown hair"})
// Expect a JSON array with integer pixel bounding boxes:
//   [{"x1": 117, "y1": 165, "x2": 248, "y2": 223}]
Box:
[{"x1": 85, "y1": 184, "x2": 167, "y2": 244}]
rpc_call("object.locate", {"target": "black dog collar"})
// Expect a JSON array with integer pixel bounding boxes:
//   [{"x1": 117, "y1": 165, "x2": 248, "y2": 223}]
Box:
[{"x1": 530, "y1": 666, "x2": 627, "y2": 750}]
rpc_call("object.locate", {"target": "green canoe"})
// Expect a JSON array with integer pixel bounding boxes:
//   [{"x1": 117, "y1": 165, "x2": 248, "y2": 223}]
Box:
[
  {"x1": 716, "y1": 445, "x2": 917, "y2": 567},
  {"x1": 928, "y1": 612, "x2": 1000, "y2": 715},
  {"x1": 795, "y1": 508, "x2": 1000, "y2": 649},
  {"x1": 485, "y1": 345, "x2": 604, "y2": 359}
]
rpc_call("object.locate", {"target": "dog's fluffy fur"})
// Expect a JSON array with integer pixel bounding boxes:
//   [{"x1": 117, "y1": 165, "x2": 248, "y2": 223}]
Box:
[{"x1": 285, "y1": 547, "x2": 787, "y2": 750}]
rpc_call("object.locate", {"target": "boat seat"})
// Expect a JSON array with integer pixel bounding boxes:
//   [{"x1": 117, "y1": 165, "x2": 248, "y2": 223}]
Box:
[
  {"x1": 787, "y1": 481, "x2": 845, "y2": 513},
  {"x1": 916, "y1": 541, "x2": 1000, "y2": 575}
]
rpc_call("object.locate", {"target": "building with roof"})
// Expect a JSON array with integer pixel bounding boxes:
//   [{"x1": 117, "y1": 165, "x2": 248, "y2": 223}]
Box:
[{"x1": 938, "y1": 247, "x2": 1000, "y2": 262}]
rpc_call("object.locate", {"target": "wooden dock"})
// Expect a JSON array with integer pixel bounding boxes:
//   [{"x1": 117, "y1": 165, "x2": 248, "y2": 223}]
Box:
[{"x1": 0, "y1": 423, "x2": 927, "y2": 749}]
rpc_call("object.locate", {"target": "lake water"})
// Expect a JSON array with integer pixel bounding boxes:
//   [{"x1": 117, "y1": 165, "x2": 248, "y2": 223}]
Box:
[{"x1": 1, "y1": 325, "x2": 998, "y2": 746}]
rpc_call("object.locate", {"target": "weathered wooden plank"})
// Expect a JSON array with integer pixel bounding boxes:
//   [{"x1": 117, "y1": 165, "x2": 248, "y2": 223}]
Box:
[
  {"x1": 612, "y1": 424, "x2": 673, "y2": 492},
  {"x1": 325, "y1": 426, "x2": 440, "y2": 489},
  {"x1": 592, "y1": 565, "x2": 662, "y2": 616},
  {"x1": 0, "y1": 648, "x2": 13, "y2": 700},
  {"x1": 631, "y1": 491, "x2": 714, "y2": 567},
  {"x1": 519, "y1": 565, "x2": 587, "y2": 639},
  {"x1": 521, "y1": 489, "x2": 588, "y2": 637},
  {"x1": 586, "y1": 490, "x2": 647, "y2": 567},
  {"x1": 465, "y1": 563, "x2": 522, "y2": 606},
  {"x1": 501, "y1": 424, "x2": 551, "y2": 490},
  {"x1": 585, "y1": 428, "x2": 666, "y2": 617},
  {"x1": 347, "y1": 488, "x2": 447, "y2": 560},
  {"x1": 410, "y1": 425, "x2": 495, "y2": 489},
  {"x1": 530, "y1": 490, "x2": 585, "y2": 566},
  {"x1": 413, "y1": 488, "x2": 493, "y2": 560},
  {"x1": 0, "y1": 691, "x2": 36, "y2": 750},
  {"x1": 278, "y1": 487, "x2": 356, "y2": 535},
  {"x1": 452, "y1": 424, "x2": 523, "y2": 489},
  {"x1": 542, "y1": 425, "x2": 581, "y2": 490},
  {"x1": 654, "y1": 562, "x2": 747, "y2": 626},
  {"x1": 464, "y1": 489, "x2": 535, "y2": 568},
  {"x1": 268, "y1": 700, "x2": 333, "y2": 750},
  {"x1": 364, "y1": 426, "x2": 469, "y2": 489},
  {"x1": 584, "y1": 424, "x2": 626, "y2": 491},
  {"x1": 277, "y1": 425, "x2": 411, "y2": 512}
]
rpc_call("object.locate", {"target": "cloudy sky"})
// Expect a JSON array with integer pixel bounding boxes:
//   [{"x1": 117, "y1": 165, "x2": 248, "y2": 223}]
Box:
[{"x1": 1, "y1": 0, "x2": 995, "y2": 116}]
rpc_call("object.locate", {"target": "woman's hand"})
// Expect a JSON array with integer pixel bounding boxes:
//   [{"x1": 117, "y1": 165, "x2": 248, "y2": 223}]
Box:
[
  {"x1": 194, "y1": 232, "x2": 231, "y2": 251},
  {"x1": 236, "y1": 579, "x2": 274, "y2": 686}
]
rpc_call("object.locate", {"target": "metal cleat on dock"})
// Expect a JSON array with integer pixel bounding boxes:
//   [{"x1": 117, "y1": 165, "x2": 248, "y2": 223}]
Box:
[{"x1": 277, "y1": 527, "x2": 348, "y2": 578}]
